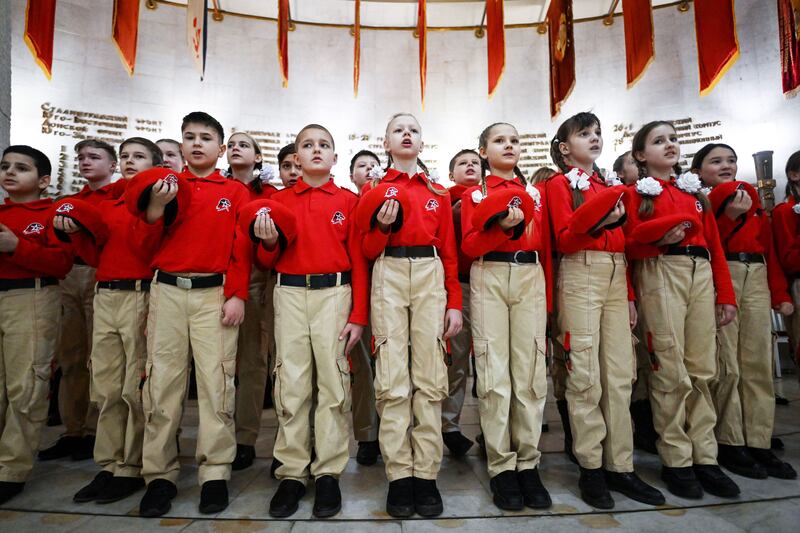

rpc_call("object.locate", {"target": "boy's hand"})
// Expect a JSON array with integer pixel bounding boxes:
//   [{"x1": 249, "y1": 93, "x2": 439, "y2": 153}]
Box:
[
  {"x1": 716, "y1": 304, "x2": 737, "y2": 327},
  {"x1": 628, "y1": 301, "x2": 638, "y2": 329},
  {"x1": 150, "y1": 178, "x2": 179, "y2": 208},
  {"x1": 0, "y1": 223, "x2": 19, "y2": 253},
  {"x1": 499, "y1": 207, "x2": 524, "y2": 230},
  {"x1": 376, "y1": 199, "x2": 399, "y2": 233},
  {"x1": 254, "y1": 213, "x2": 279, "y2": 250},
  {"x1": 222, "y1": 296, "x2": 245, "y2": 326},
  {"x1": 339, "y1": 323, "x2": 364, "y2": 355},
  {"x1": 443, "y1": 309, "x2": 463, "y2": 340},
  {"x1": 53, "y1": 215, "x2": 80, "y2": 234},
  {"x1": 776, "y1": 302, "x2": 794, "y2": 316}
]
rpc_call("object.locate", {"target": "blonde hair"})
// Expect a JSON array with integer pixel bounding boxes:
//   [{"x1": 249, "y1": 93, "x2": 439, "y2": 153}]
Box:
[{"x1": 381, "y1": 112, "x2": 445, "y2": 196}]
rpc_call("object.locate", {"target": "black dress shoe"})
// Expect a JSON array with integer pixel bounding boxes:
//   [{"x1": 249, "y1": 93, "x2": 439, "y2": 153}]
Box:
[
  {"x1": 71, "y1": 435, "x2": 95, "y2": 461},
  {"x1": 38, "y1": 436, "x2": 81, "y2": 461},
  {"x1": 748, "y1": 447, "x2": 798, "y2": 479},
  {"x1": 313, "y1": 475, "x2": 342, "y2": 518},
  {"x1": 199, "y1": 480, "x2": 229, "y2": 514},
  {"x1": 413, "y1": 477, "x2": 443, "y2": 517},
  {"x1": 232, "y1": 444, "x2": 256, "y2": 471},
  {"x1": 694, "y1": 464, "x2": 740, "y2": 498},
  {"x1": 717, "y1": 444, "x2": 767, "y2": 479},
  {"x1": 771, "y1": 437, "x2": 784, "y2": 450},
  {"x1": 489, "y1": 470, "x2": 524, "y2": 511},
  {"x1": 630, "y1": 400, "x2": 659, "y2": 454},
  {"x1": 96, "y1": 476, "x2": 145, "y2": 504},
  {"x1": 73, "y1": 470, "x2": 113, "y2": 503},
  {"x1": 605, "y1": 471, "x2": 665, "y2": 506},
  {"x1": 556, "y1": 400, "x2": 578, "y2": 465},
  {"x1": 0, "y1": 481, "x2": 24, "y2": 505},
  {"x1": 518, "y1": 468, "x2": 552, "y2": 509},
  {"x1": 386, "y1": 477, "x2": 414, "y2": 518},
  {"x1": 661, "y1": 466, "x2": 703, "y2": 499},
  {"x1": 475, "y1": 433, "x2": 487, "y2": 459},
  {"x1": 270, "y1": 458, "x2": 282, "y2": 479},
  {"x1": 356, "y1": 440, "x2": 380, "y2": 466},
  {"x1": 578, "y1": 467, "x2": 614, "y2": 509},
  {"x1": 443, "y1": 431, "x2": 474, "y2": 458},
  {"x1": 139, "y1": 479, "x2": 178, "y2": 517},
  {"x1": 269, "y1": 479, "x2": 306, "y2": 518}
]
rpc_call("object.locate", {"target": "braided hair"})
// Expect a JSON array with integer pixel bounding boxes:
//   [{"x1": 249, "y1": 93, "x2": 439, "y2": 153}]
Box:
[{"x1": 549, "y1": 112, "x2": 601, "y2": 209}]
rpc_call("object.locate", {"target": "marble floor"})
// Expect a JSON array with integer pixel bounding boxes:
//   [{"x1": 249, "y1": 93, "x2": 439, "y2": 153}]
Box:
[{"x1": 2, "y1": 376, "x2": 799, "y2": 532}]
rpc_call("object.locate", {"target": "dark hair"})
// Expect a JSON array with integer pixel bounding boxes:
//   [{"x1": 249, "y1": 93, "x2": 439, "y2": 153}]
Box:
[
  {"x1": 277, "y1": 143, "x2": 296, "y2": 165},
  {"x1": 349, "y1": 149, "x2": 380, "y2": 174},
  {"x1": 612, "y1": 151, "x2": 631, "y2": 174},
  {"x1": 382, "y1": 112, "x2": 445, "y2": 196},
  {"x1": 690, "y1": 143, "x2": 737, "y2": 173},
  {"x1": 226, "y1": 132, "x2": 265, "y2": 194},
  {"x1": 181, "y1": 111, "x2": 224, "y2": 143},
  {"x1": 530, "y1": 167, "x2": 557, "y2": 185},
  {"x1": 295, "y1": 124, "x2": 335, "y2": 150},
  {"x1": 75, "y1": 139, "x2": 117, "y2": 162},
  {"x1": 449, "y1": 149, "x2": 480, "y2": 173},
  {"x1": 785, "y1": 150, "x2": 800, "y2": 203},
  {"x1": 550, "y1": 112, "x2": 601, "y2": 209},
  {"x1": 120, "y1": 137, "x2": 164, "y2": 167},
  {"x1": 477, "y1": 123, "x2": 526, "y2": 188},
  {"x1": 3, "y1": 145, "x2": 52, "y2": 177}
]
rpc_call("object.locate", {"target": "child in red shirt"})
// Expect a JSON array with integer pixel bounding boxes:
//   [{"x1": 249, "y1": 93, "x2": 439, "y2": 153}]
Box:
[{"x1": 156, "y1": 139, "x2": 185, "y2": 173}]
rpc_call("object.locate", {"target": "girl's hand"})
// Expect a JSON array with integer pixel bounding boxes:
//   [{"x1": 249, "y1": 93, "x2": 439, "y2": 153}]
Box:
[
  {"x1": 0, "y1": 223, "x2": 19, "y2": 253},
  {"x1": 222, "y1": 296, "x2": 245, "y2": 327},
  {"x1": 376, "y1": 199, "x2": 399, "y2": 233},
  {"x1": 254, "y1": 213, "x2": 279, "y2": 250},
  {"x1": 724, "y1": 190, "x2": 752, "y2": 220},
  {"x1": 655, "y1": 224, "x2": 686, "y2": 247},
  {"x1": 499, "y1": 207, "x2": 524, "y2": 230},
  {"x1": 53, "y1": 215, "x2": 81, "y2": 234},
  {"x1": 443, "y1": 309, "x2": 463, "y2": 340},
  {"x1": 628, "y1": 301, "x2": 638, "y2": 329},
  {"x1": 776, "y1": 302, "x2": 795, "y2": 316},
  {"x1": 150, "y1": 178, "x2": 179, "y2": 208},
  {"x1": 600, "y1": 201, "x2": 626, "y2": 229},
  {"x1": 339, "y1": 323, "x2": 364, "y2": 355},
  {"x1": 716, "y1": 304, "x2": 737, "y2": 327}
]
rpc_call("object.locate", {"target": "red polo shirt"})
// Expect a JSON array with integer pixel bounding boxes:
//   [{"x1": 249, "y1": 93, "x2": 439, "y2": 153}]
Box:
[
  {"x1": 361, "y1": 169, "x2": 461, "y2": 310},
  {"x1": 448, "y1": 184, "x2": 473, "y2": 280},
  {"x1": 0, "y1": 198, "x2": 72, "y2": 279},
  {"x1": 772, "y1": 198, "x2": 800, "y2": 278}
]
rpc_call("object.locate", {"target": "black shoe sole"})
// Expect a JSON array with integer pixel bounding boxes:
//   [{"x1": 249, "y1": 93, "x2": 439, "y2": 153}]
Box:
[
  {"x1": 664, "y1": 483, "x2": 703, "y2": 499},
  {"x1": 231, "y1": 460, "x2": 253, "y2": 471},
  {"x1": 766, "y1": 468, "x2": 798, "y2": 480},
  {"x1": 199, "y1": 502, "x2": 228, "y2": 514},
  {"x1": 607, "y1": 485, "x2": 665, "y2": 506},
  {"x1": 96, "y1": 490, "x2": 143, "y2": 504},
  {"x1": 386, "y1": 504, "x2": 414, "y2": 518},
  {"x1": 356, "y1": 455, "x2": 378, "y2": 466},
  {"x1": 697, "y1": 485, "x2": 739, "y2": 498},
  {"x1": 73, "y1": 494, "x2": 97, "y2": 503},
  {"x1": 719, "y1": 462, "x2": 768, "y2": 480},
  {"x1": 139, "y1": 503, "x2": 171, "y2": 518},
  {"x1": 523, "y1": 493, "x2": 552, "y2": 509},
  {"x1": 492, "y1": 493, "x2": 524, "y2": 511},
  {"x1": 580, "y1": 491, "x2": 615, "y2": 510},
  {"x1": 415, "y1": 503, "x2": 444, "y2": 517},
  {"x1": 313, "y1": 503, "x2": 342, "y2": 518}
]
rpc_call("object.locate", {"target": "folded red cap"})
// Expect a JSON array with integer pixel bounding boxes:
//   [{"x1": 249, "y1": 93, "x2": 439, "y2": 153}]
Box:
[
  {"x1": 238, "y1": 199, "x2": 298, "y2": 249},
  {"x1": 448, "y1": 184, "x2": 469, "y2": 206},
  {"x1": 630, "y1": 213, "x2": 702, "y2": 245},
  {"x1": 471, "y1": 188, "x2": 535, "y2": 240},
  {"x1": 707, "y1": 180, "x2": 760, "y2": 219},
  {"x1": 124, "y1": 167, "x2": 192, "y2": 226},
  {"x1": 569, "y1": 186, "x2": 628, "y2": 235},
  {"x1": 108, "y1": 178, "x2": 128, "y2": 200},
  {"x1": 355, "y1": 182, "x2": 409, "y2": 233},
  {"x1": 52, "y1": 198, "x2": 108, "y2": 243}
]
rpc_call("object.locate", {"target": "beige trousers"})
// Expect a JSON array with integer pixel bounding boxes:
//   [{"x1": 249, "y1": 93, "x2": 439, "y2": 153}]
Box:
[
  {"x1": 0, "y1": 285, "x2": 60, "y2": 482},
  {"x1": 711, "y1": 261, "x2": 774, "y2": 449},
  {"x1": 790, "y1": 280, "x2": 800, "y2": 372},
  {"x1": 442, "y1": 281, "x2": 471, "y2": 433},
  {"x1": 272, "y1": 281, "x2": 351, "y2": 482},
  {"x1": 91, "y1": 287, "x2": 148, "y2": 477},
  {"x1": 141, "y1": 278, "x2": 239, "y2": 486},
  {"x1": 635, "y1": 255, "x2": 718, "y2": 467},
  {"x1": 371, "y1": 255, "x2": 449, "y2": 481},
  {"x1": 471, "y1": 260, "x2": 548, "y2": 477},
  {"x1": 350, "y1": 323, "x2": 379, "y2": 442},
  {"x1": 631, "y1": 320, "x2": 652, "y2": 403}
]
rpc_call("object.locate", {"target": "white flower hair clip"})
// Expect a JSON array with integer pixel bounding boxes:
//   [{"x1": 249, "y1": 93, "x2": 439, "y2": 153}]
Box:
[
  {"x1": 793, "y1": 203, "x2": 800, "y2": 215},
  {"x1": 428, "y1": 169, "x2": 440, "y2": 183},
  {"x1": 700, "y1": 186, "x2": 713, "y2": 196},
  {"x1": 219, "y1": 168, "x2": 230, "y2": 178},
  {"x1": 526, "y1": 184, "x2": 541, "y2": 207},
  {"x1": 604, "y1": 170, "x2": 623, "y2": 187},
  {"x1": 258, "y1": 165, "x2": 276, "y2": 183},
  {"x1": 675, "y1": 172, "x2": 703, "y2": 194},
  {"x1": 566, "y1": 168, "x2": 590, "y2": 191},
  {"x1": 471, "y1": 189, "x2": 484, "y2": 204},
  {"x1": 636, "y1": 177, "x2": 663, "y2": 197},
  {"x1": 367, "y1": 166, "x2": 385, "y2": 180}
]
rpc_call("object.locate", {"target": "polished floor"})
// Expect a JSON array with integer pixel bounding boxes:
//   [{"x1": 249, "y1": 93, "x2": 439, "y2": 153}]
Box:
[{"x1": 1, "y1": 375, "x2": 799, "y2": 532}]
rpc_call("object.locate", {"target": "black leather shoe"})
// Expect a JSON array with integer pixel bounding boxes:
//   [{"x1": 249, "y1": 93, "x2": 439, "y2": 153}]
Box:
[
  {"x1": 38, "y1": 436, "x2": 81, "y2": 461},
  {"x1": 73, "y1": 470, "x2": 113, "y2": 503},
  {"x1": 71, "y1": 435, "x2": 95, "y2": 461},
  {"x1": 630, "y1": 400, "x2": 659, "y2": 454},
  {"x1": 139, "y1": 479, "x2": 178, "y2": 517},
  {"x1": 356, "y1": 440, "x2": 380, "y2": 466},
  {"x1": 270, "y1": 458, "x2": 282, "y2": 480},
  {"x1": 518, "y1": 468, "x2": 552, "y2": 509},
  {"x1": 717, "y1": 444, "x2": 767, "y2": 479},
  {"x1": 413, "y1": 477, "x2": 443, "y2": 517},
  {"x1": 694, "y1": 464, "x2": 740, "y2": 498},
  {"x1": 443, "y1": 431, "x2": 474, "y2": 458},
  {"x1": 661, "y1": 466, "x2": 703, "y2": 499},
  {"x1": 313, "y1": 475, "x2": 341, "y2": 518},
  {"x1": 748, "y1": 447, "x2": 798, "y2": 479},
  {"x1": 489, "y1": 470, "x2": 524, "y2": 511},
  {"x1": 269, "y1": 479, "x2": 306, "y2": 518},
  {"x1": 386, "y1": 477, "x2": 414, "y2": 518},
  {"x1": 0, "y1": 481, "x2": 25, "y2": 505},
  {"x1": 556, "y1": 400, "x2": 578, "y2": 465},
  {"x1": 232, "y1": 444, "x2": 256, "y2": 471},
  {"x1": 96, "y1": 476, "x2": 145, "y2": 504},
  {"x1": 579, "y1": 467, "x2": 614, "y2": 509},
  {"x1": 605, "y1": 471, "x2": 665, "y2": 506},
  {"x1": 199, "y1": 480, "x2": 229, "y2": 514},
  {"x1": 475, "y1": 433, "x2": 487, "y2": 459}
]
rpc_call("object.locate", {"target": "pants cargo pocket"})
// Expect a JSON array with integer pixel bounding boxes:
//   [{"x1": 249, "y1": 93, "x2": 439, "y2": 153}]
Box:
[
  {"x1": 563, "y1": 334, "x2": 595, "y2": 393},
  {"x1": 531, "y1": 335, "x2": 548, "y2": 399},
  {"x1": 142, "y1": 361, "x2": 154, "y2": 422},
  {"x1": 220, "y1": 359, "x2": 237, "y2": 418},
  {"x1": 473, "y1": 338, "x2": 491, "y2": 400},
  {"x1": 336, "y1": 357, "x2": 352, "y2": 413},
  {"x1": 372, "y1": 336, "x2": 390, "y2": 400},
  {"x1": 273, "y1": 360, "x2": 285, "y2": 417},
  {"x1": 648, "y1": 334, "x2": 683, "y2": 393},
  {"x1": 436, "y1": 338, "x2": 450, "y2": 399},
  {"x1": 21, "y1": 363, "x2": 51, "y2": 422}
]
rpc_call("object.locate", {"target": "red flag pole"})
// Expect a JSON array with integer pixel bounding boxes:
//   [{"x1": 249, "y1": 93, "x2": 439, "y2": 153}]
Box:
[
  {"x1": 486, "y1": 0, "x2": 505, "y2": 98},
  {"x1": 112, "y1": 0, "x2": 140, "y2": 76},
  {"x1": 354, "y1": 0, "x2": 361, "y2": 98},
  {"x1": 418, "y1": 0, "x2": 427, "y2": 110},
  {"x1": 278, "y1": 0, "x2": 289, "y2": 88},
  {"x1": 24, "y1": 0, "x2": 57, "y2": 79}
]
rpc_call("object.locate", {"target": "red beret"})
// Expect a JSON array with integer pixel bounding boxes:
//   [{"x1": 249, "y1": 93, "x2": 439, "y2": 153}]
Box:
[
  {"x1": 52, "y1": 198, "x2": 108, "y2": 243},
  {"x1": 630, "y1": 213, "x2": 702, "y2": 245},
  {"x1": 108, "y1": 178, "x2": 128, "y2": 200},
  {"x1": 355, "y1": 183, "x2": 409, "y2": 233},
  {"x1": 471, "y1": 188, "x2": 535, "y2": 240},
  {"x1": 448, "y1": 184, "x2": 468, "y2": 206},
  {"x1": 707, "y1": 180, "x2": 761, "y2": 219},
  {"x1": 124, "y1": 167, "x2": 192, "y2": 226},
  {"x1": 569, "y1": 186, "x2": 628, "y2": 235},
  {"x1": 238, "y1": 199, "x2": 297, "y2": 249}
]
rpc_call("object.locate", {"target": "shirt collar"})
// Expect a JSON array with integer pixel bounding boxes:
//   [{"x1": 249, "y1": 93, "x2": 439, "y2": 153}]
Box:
[
  {"x1": 384, "y1": 167, "x2": 428, "y2": 184},
  {"x1": 485, "y1": 174, "x2": 525, "y2": 189},
  {"x1": 293, "y1": 177, "x2": 337, "y2": 194},
  {"x1": 181, "y1": 169, "x2": 225, "y2": 183},
  {"x1": 2, "y1": 197, "x2": 53, "y2": 209}
]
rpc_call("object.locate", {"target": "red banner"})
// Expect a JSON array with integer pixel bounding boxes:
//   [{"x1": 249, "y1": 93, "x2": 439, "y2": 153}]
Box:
[
  {"x1": 278, "y1": 0, "x2": 289, "y2": 88},
  {"x1": 24, "y1": 0, "x2": 57, "y2": 79},
  {"x1": 694, "y1": 0, "x2": 739, "y2": 95},
  {"x1": 418, "y1": 0, "x2": 427, "y2": 108},
  {"x1": 548, "y1": 0, "x2": 575, "y2": 118},
  {"x1": 112, "y1": 0, "x2": 139, "y2": 76},
  {"x1": 486, "y1": 0, "x2": 505, "y2": 98},
  {"x1": 779, "y1": 0, "x2": 800, "y2": 97},
  {"x1": 354, "y1": 0, "x2": 361, "y2": 97},
  {"x1": 622, "y1": 0, "x2": 654, "y2": 87}
]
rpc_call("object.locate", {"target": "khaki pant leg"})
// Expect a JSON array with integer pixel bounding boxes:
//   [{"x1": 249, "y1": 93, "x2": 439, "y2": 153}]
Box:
[
  {"x1": 264, "y1": 273, "x2": 277, "y2": 378},
  {"x1": 350, "y1": 323, "x2": 378, "y2": 442},
  {"x1": 235, "y1": 271, "x2": 269, "y2": 446},
  {"x1": 631, "y1": 319, "x2": 652, "y2": 402},
  {"x1": 442, "y1": 282, "x2": 471, "y2": 433},
  {"x1": 789, "y1": 280, "x2": 800, "y2": 366},
  {"x1": 509, "y1": 264, "x2": 548, "y2": 472},
  {"x1": 309, "y1": 285, "x2": 352, "y2": 478},
  {"x1": 273, "y1": 285, "x2": 314, "y2": 482},
  {"x1": 141, "y1": 281, "x2": 190, "y2": 484},
  {"x1": 550, "y1": 260, "x2": 568, "y2": 402},
  {"x1": 0, "y1": 286, "x2": 60, "y2": 482}
]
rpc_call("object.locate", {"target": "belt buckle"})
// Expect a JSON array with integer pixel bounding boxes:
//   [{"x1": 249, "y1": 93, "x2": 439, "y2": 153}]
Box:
[
  {"x1": 176, "y1": 276, "x2": 193, "y2": 290},
  {"x1": 305, "y1": 274, "x2": 312, "y2": 288},
  {"x1": 513, "y1": 250, "x2": 523, "y2": 264}
]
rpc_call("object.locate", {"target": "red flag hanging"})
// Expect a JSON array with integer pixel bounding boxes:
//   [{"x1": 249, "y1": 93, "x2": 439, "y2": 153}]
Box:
[
  {"x1": 622, "y1": 0, "x2": 654, "y2": 88},
  {"x1": 418, "y1": 0, "x2": 427, "y2": 109},
  {"x1": 24, "y1": 0, "x2": 57, "y2": 79},
  {"x1": 187, "y1": 0, "x2": 208, "y2": 79},
  {"x1": 112, "y1": 0, "x2": 140, "y2": 76},
  {"x1": 779, "y1": 0, "x2": 800, "y2": 98},
  {"x1": 486, "y1": 0, "x2": 505, "y2": 98},
  {"x1": 354, "y1": 0, "x2": 361, "y2": 97},
  {"x1": 278, "y1": 0, "x2": 289, "y2": 88},
  {"x1": 548, "y1": 0, "x2": 575, "y2": 118},
  {"x1": 694, "y1": 0, "x2": 739, "y2": 96}
]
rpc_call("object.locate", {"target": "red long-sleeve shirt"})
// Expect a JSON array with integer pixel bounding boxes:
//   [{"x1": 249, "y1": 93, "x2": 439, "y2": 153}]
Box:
[
  {"x1": 709, "y1": 181, "x2": 790, "y2": 307},
  {"x1": 0, "y1": 198, "x2": 72, "y2": 279},
  {"x1": 361, "y1": 169, "x2": 462, "y2": 310},
  {"x1": 256, "y1": 178, "x2": 369, "y2": 325},
  {"x1": 771, "y1": 198, "x2": 800, "y2": 278},
  {"x1": 448, "y1": 184, "x2": 473, "y2": 279},
  {"x1": 623, "y1": 178, "x2": 736, "y2": 306}
]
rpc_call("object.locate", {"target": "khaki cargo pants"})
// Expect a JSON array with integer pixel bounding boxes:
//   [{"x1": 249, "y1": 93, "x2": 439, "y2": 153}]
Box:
[
  {"x1": 350, "y1": 322, "x2": 378, "y2": 443},
  {"x1": 442, "y1": 281, "x2": 471, "y2": 434}
]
